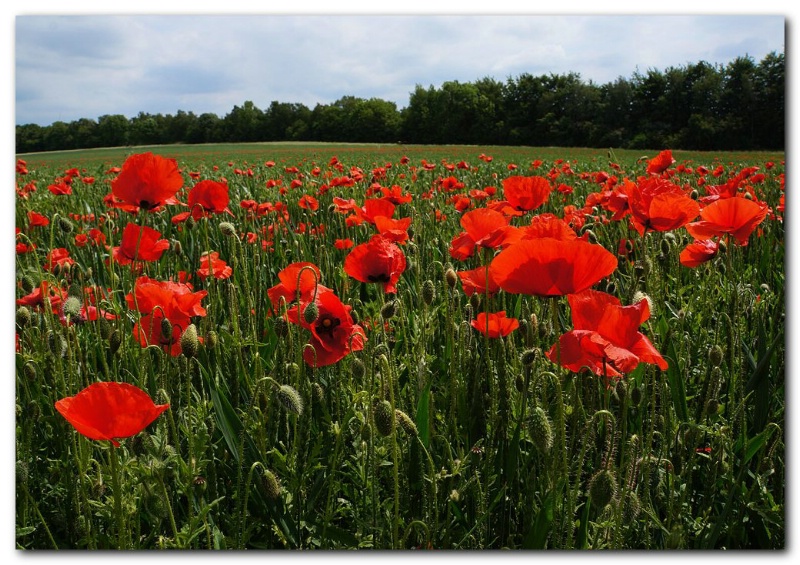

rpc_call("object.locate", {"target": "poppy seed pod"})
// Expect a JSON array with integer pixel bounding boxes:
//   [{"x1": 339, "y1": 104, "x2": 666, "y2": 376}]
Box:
[
  {"x1": 277, "y1": 384, "x2": 304, "y2": 416},
  {"x1": 373, "y1": 399, "x2": 395, "y2": 436},
  {"x1": 180, "y1": 324, "x2": 199, "y2": 358},
  {"x1": 588, "y1": 468, "x2": 618, "y2": 509}
]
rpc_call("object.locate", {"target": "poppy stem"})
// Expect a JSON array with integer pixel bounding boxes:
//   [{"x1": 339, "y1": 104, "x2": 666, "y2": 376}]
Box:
[{"x1": 109, "y1": 444, "x2": 126, "y2": 549}]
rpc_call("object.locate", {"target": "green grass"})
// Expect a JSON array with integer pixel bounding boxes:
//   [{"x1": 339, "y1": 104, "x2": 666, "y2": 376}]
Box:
[{"x1": 15, "y1": 143, "x2": 785, "y2": 549}]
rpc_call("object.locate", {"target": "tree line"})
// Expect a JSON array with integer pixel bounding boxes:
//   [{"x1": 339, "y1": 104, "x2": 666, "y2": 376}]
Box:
[{"x1": 16, "y1": 52, "x2": 783, "y2": 153}]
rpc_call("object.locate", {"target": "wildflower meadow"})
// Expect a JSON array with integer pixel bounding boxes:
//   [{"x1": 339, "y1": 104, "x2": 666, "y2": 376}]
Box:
[{"x1": 14, "y1": 143, "x2": 785, "y2": 549}]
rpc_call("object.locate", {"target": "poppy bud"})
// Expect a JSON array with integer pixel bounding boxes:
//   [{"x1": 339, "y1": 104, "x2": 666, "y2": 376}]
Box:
[
  {"x1": 623, "y1": 490, "x2": 641, "y2": 521},
  {"x1": 422, "y1": 280, "x2": 436, "y2": 306},
  {"x1": 706, "y1": 398, "x2": 720, "y2": 415},
  {"x1": 312, "y1": 382, "x2": 325, "y2": 407},
  {"x1": 445, "y1": 268, "x2": 458, "y2": 289},
  {"x1": 630, "y1": 386, "x2": 643, "y2": 406},
  {"x1": 47, "y1": 330, "x2": 67, "y2": 358},
  {"x1": 16, "y1": 460, "x2": 29, "y2": 485},
  {"x1": 615, "y1": 379, "x2": 627, "y2": 402},
  {"x1": 16, "y1": 306, "x2": 31, "y2": 330},
  {"x1": 463, "y1": 303, "x2": 473, "y2": 320},
  {"x1": 469, "y1": 293, "x2": 481, "y2": 312},
  {"x1": 584, "y1": 229, "x2": 598, "y2": 244},
  {"x1": 20, "y1": 274, "x2": 36, "y2": 294},
  {"x1": 605, "y1": 281, "x2": 617, "y2": 295},
  {"x1": 67, "y1": 283, "x2": 83, "y2": 299},
  {"x1": 161, "y1": 317, "x2": 173, "y2": 343},
  {"x1": 588, "y1": 468, "x2": 618, "y2": 509},
  {"x1": 273, "y1": 316, "x2": 289, "y2": 337},
  {"x1": 205, "y1": 330, "x2": 218, "y2": 350},
  {"x1": 57, "y1": 216, "x2": 74, "y2": 234},
  {"x1": 109, "y1": 329, "x2": 122, "y2": 355},
  {"x1": 277, "y1": 384, "x2": 304, "y2": 415},
  {"x1": 170, "y1": 239, "x2": 183, "y2": 255},
  {"x1": 708, "y1": 345, "x2": 724, "y2": 368},
  {"x1": 743, "y1": 191, "x2": 753, "y2": 200},
  {"x1": 690, "y1": 189, "x2": 699, "y2": 200},
  {"x1": 192, "y1": 475, "x2": 207, "y2": 494},
  {"x1": 660, "y1": 238, "x2": 671, "y2": 255},
  {"x1": 529, "y1": 406, "x2": 554, "y2": 454},
  {"x1": 219, "y1": 221, "x2": 237, "y2": 237},
  {"x1": 515, "y1": 374, "x2": 525, "y2": 392},
  {"x1": 373, "y1": 399, "x2": 395, "y2": 437},
  {"x1": 395, "y1": 409, "x2": 418, "y2": 436},
  {"x1": 351, "y1": 357, "x2": 366, "y2": 380},
  {"x1": 263, "y1": 469, "x2": 282, "y2": 500},
  {"x1": 381, "y1": 300, "x2": 397, "y2": 320},
  {"x1": 180, "y1": 324, "x2": 199, "y2": 358},
  {"x1": 23, "y1": 361, "x2": 37, "y2": 382},
  {"x1": 62, "y1": 296, "x2": 82, "y2": 320},
  {"x1": 303, "y1": 301, "x2": 319, "y2": 324},
  {"x1": 520, "y1": 348, "x2": 538, "y2": 366}
]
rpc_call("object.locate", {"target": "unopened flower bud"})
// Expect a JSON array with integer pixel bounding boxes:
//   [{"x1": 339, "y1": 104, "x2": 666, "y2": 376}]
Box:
[
  {"x1": 277, "y1": 384, "x2": 304, "y2": 415},
  {"x1": 180, "y1": 324, "x2": 199, "y2": 358}
]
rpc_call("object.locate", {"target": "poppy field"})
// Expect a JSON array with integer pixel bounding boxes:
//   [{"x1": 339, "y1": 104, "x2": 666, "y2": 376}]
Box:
[{"x1": 14, "y1": 143, "x2": 785, "y2": 549}]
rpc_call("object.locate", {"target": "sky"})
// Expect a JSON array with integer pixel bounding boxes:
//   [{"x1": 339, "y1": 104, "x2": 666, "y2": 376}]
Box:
[{"x1": 12, "y1": 8, "x2": 787, "y2": 127}]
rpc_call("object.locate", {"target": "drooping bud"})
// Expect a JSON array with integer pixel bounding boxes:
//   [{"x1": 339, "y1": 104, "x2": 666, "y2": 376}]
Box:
[
  {"x1": 20, "y1": 274, "x2": 36, "y2": 294},
  {"x1": 108, "y1": 329, "x2": 122, "y2": 355},
  {"x1": 303, "y1": 301, "x2": 319, "y2": 324},
  {"x1": 588, "y1": 468, "x2": 618, "y2": 509},
  {"x1": 16, "y1": 306, "x2": 31, "y2": 330},
  {"x1": 351, "y1": 357, "x2": 366, "y2": 380},
  {"x1": 373, "y1": 399, "x2": 395, "y2": 437},
  {"x1": 395, "y1": 409, "x2": 418, "y2": 436},
  {"x1": 273, "y1": 316, "x2": 289, "y2": 337},
  {"x1": 219, "y1": 221, "x2": 237, "y2": 237},
  {"x1": 57, "y1": 216, "x2": 74, "y2": 234},
  {"x1": 161, "y1": 317, "x2": 173, "y2": 343},
  {"x1": 445, "y1": 268, "x2": 458, "y2": 289},
  {"x1": 708, "y1": 345, "x2": 724, "y2": 368},
  {"x1": 46, "y1": 330, "x2": 67, "y2": 358},
  {"x1": 277, "y1": 384, "x2": 304, "y2": 415},
  {"x1": 520, "y1": 348, "x2": 538, "y2": 366},
  {"x1": 528, "y1": 406, "x2": 554, "y2": 454},
  {"x1": 422, "y1": 280, "x2": 436, "y2": 306},
  {"x1": 380, "y1": 300, "x2": 397, "y2": 321},
  {"x1": 263, "y1": 469, "x2": 282, "y2": 500}
]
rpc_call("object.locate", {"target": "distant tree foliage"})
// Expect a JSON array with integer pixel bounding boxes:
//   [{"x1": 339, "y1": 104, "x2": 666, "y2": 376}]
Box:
[{"x1": 16, "y1": 53, "x2": 784, "y2": 153}]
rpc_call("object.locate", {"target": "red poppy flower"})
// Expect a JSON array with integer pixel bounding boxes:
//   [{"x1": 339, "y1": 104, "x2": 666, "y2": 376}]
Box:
[
  {"x1": 490, "y1": 238, "x2": 617, "y2": 297},
  {"x1": 55, "y1": 382, "x2": 169, "y2": 447},
  {"x1": 125, "y1": 276, "x2": 207, "y2": 356},
  {"x1": 502, "y1": 175, "x2": 552, "y2": 212},
  {"x1": 17, "y1": 281, "x2": 67, "y2": 314},
  {"x1": 458, "y1": 267, "x2": 501, "y2": 297},
  {"x1": 111, "y1": 152, "x2": 184, "y2": 211},
  {"x1": 625, "y1": 177, "x2": 700, "y2": 236},
  {"x1": 344, "y1": 234, "x2": 406, "y2": 294},
  {"x1": 646, "y1": 149, "x2": 675, "y2": 175},
  {"x1": 334, "y1": 238, "x2": 354, "y2": 250},
  {"x1": 374, "y1": 215, "x2": 412, "y2": 244},
  {"x1": 47, "y1": 181, "x2": 72, "y2": 196},
  {"x1": 685, "y1": 197, "x2": 769, "y2": 246},
  {"x1": 28, "y1": 211, "x2": 49, "y2": 228},
  {"x1": 521, "y1": 213, "x2": 578, "y2": 241},
  {"x1": 448, "y1": 208, "x2": 520, "y2": 261},
  {"x1": 358, "y1": 198, "x2": 396, "y2": 224},
  {"x1": 286, "y1": 289, "x2": 366, "y2": 367},
  {"x1": 471, "y1": 311, "x2": 519, "y2": 338},
  {"x1": 298, "y1": 194, "x2": 319, "y2": 211},
  {"x1": 546, "y1": 289, "x2": 667, "y2": 377},
  {"x1": 197, "y1": 251, "x2": 233, "y2": 280},
  {"x1": 43, "y1": 248, "x2": 76, "y2": 272},
  {"x1": 267, "y1": 262, "x2": 331, "y2": 310},
  {"x1": 679, "y1": 239, "x2": 720, "y2": 268},
  {"x1": 112, "y1": 223, "x2": 170, "y2": 265}
]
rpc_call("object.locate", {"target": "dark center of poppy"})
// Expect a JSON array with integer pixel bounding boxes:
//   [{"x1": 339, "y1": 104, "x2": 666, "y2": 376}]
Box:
[
  {"x1": 316, "y1": 316, "x2": 340, "y2": 337},
  {"x1": 367, "y1": 273, "x2": 391, "y2": 283},
  {"x1": 139, "y1": 200, "x2": 155, "y2": 211}
]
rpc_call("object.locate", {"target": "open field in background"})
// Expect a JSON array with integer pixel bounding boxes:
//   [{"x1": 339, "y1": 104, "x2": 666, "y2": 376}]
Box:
[{"x1": 14, "y1": 143, "x2": 785, "y2": 549}]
